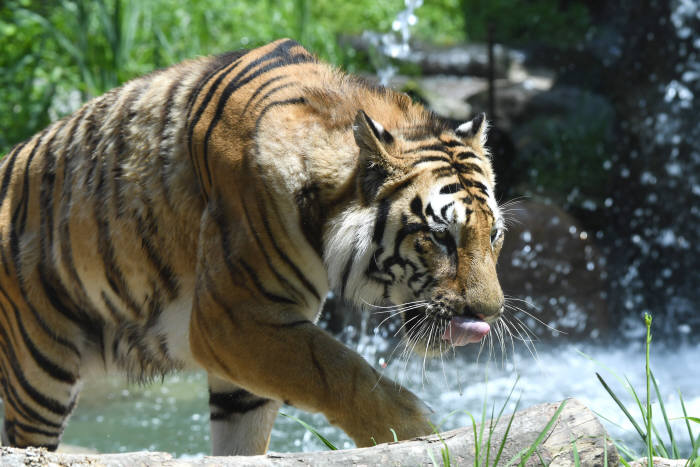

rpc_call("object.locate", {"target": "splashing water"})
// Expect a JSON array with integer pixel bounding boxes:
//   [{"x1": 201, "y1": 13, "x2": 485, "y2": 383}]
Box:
[{"x1": 362, "y1": 0, "x2": 423, "y2": 85}]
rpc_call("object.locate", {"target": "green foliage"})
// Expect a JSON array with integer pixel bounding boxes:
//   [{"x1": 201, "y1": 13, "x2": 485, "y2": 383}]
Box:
[
  {"x1": 0, "y1": 0, "x2": 592, "y2": 156},
  {"x1": 459, "y1": 0, "x2": 590, "y2": 46},
  {"x1": 512, "y1": 90, "x2": 615, "y2": 208},
  {"x1": 594, "y1": 314, "x2": 699, "y2": 464},
  {"x1": 279, "y1": 411, "x2": 338, "y2": 450}
]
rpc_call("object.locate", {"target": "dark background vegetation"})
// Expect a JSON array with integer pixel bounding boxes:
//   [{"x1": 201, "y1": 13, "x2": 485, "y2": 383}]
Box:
[{"x1": 1, "y1": 0, "x2": 698, "y2": 338}]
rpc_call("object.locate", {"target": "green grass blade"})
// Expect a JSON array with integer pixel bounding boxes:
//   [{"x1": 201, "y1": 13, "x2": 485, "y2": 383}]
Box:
[
  {"x1": 486, "y1": 376, "x2": 520, "y2": 465},
  {"x1": 651, "y1": 370, "x2": 679, "y2": 458},
  {"x1": 603, "y1": 435, "x2": 608, "y2": 467},
  {"x1": 428, "y1": 421, "x2": 451, "y2": 467},
  {"x1": 572, "y1": 436, "x2": 581, "y2": 466},
  {"x1": 485, "y1": 401, "x2": 496, "y2": 467},
  {"x1": 596, "y1": 372, "x2": 647, "y2": 440},
  {"x1": 427, "y1": 446, "x2": 439, "y2": 466},
  {"x1": 389, "y1": 428, "x2": 398, "y2": 442},
  {"x1": 492, "y1": 396, "x2": 521, "y2": 467},
  {"x1": 535, "y1": 449, "x2": 548, "y2": 466},
  {"x1": 469, "y1": 412, "x2": 479, "y2": 467},
  {"x1": 644, "y1": 312, "x2": 653, "y2": 467},
  {"x1": 503, "y1": 446, "x2": 531, "y2": 467},
  {"x1": 506, "y1": 399, "x2": 568, "y2": 466},
  {"x1": 279, "y1": 412, "x2": 337, "y2": 450},
  {"x1": 681, "y1": 391, "x2": 697, "y2": 454},
  {"x1": 614, "y1": 439, "x2": 639, "y2": 462}
]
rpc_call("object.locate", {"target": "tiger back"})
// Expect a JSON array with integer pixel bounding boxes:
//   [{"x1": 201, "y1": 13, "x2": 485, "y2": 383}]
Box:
[{"x1": 0, "y1": 39, "x2": 504, "y2": 455}]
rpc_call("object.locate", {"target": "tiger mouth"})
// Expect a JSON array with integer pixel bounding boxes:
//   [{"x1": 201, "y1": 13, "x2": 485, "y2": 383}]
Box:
[{"x1": 402, "y1": 306, "x2": 490, "y2": 350}]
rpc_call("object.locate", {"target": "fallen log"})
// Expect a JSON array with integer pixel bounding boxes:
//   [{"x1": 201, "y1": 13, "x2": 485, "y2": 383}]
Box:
[{"x1": 0, "y1": 398, "x2": 618, "y2": 466}]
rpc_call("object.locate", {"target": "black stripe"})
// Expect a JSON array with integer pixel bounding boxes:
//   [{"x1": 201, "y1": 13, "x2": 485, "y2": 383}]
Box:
[
  {"x1": 432, "y1": 166, "x2": 455, "y2": 179},
  {"x1": 37, "y1": 265, "x2": 102, "y2": 341},
  {"x1": 440, "y1": 201, "x2": 455, "y2": 220},
  {"x1": 209, "y1": 389, "x2": 269, "y2": 417},
  {"x1": 373, "y1": 198, "x2": 390, "y2": 244},
  {"x1": 251, "y1": 82, "x2": 296, "y2": 111},
  {"x1": 201, "y1": 54, "x2": 313, "y2": 186},
  {"x1": 95, "y1": 155, "x2": 142, "y2": 316},
  {"x1": 454, "y1": 162, "x2": 484, "y2": 175},
  {"x1": 0, "y1": 141, "x2": 26, "y2": 205},
  {"x1": 411, "y1": 156, "x2": 451, "y2": 166},
  {"x1": 295, "y1": 182, "x2": 324, "y2": 258},
  {"x1": 240, "y1": 194, "x2": 304, "y2": 302},
  {"x1": 134, "y1": 203, "x2": 180, "y2": 300},
  {"x1": 184, "y1": 49, "x2": 250, "y2": 126},
  {"x1": 201, "y1": 267, "x2": 239, "y2": 327},
  {"x1": 111, "y1": 86, "x2": 144, "y2": 217},
  {"x1": 405, "y1": 144, "x2": 450, "y2": 155},
  {"x1": 188, "y1": 40, "x2": 307, "y2": 190},
  {"x1": 0, "y1": 315, "x2": 71, "y2": 419},
  {"x1": 57, "y1": 106, "x2": 94, "y2": 317},
  {"x1": 186, "y1": 60, "x2": 245, "y2": 195},
  {"x1": 9, "y1": 133, "x2": 47, "y2": 280},
  {"x1": 308, "y1": 338, "x2": 330, "y2": 391},
  {"x1": 425, "y1": 203, "x2": 445, "y2": 225},
  {"x1": 0, "y1": 370, "x2": 60, "y2": 430},
  {"x1": 409, "y1": 196, "x2": 424, "y2": 222},
  {"x1": 442, "y1": 139, "x2": 465, "y2": 148},
  {"x1": 462, "y1": 179, "x2": 490, "y2": 196},
  {"x1": 259, "y1": 196, "x2": 321, "y2": 301},
  {"x1": 439, "y1": 183, "x2": 463, "y2": 195},
  {"x1": 239, "y1": 259, "x2": 295, "y2": 305},
  {"x1": 4, "y1": 419, "x2": 60, "y2": 438},
  {"x1": 455, "y1": 151, "x2": 479, "y2": 160},
  {"x1": 38, "y1": 128, "x2": 61, "y2": 260},
  {"x1": 0, "y1": 284, "x2": 78, "y2": 384},
  {"x1": 275, "y1": 319, "x2": 311, "y2": 328},
  {"x1": 240, "y1": 75, "x2": 285, "y2": 114},
  {"x1": 339, "y1": 246, "x2": 356, "y2": 299},
  {"x1": 158, "y1": 80, "x2": 183, "y2": 203},
  {"x1": 380, "y1": 176, "x2": 415, "y2": 201}
]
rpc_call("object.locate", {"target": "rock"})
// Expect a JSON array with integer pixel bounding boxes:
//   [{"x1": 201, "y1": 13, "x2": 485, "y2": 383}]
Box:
[
  {"x1": 630, "y1": 458, "x2": 689, "y2": 467},
  {"x1": 497, "y1": 200, "x2": 610, "y2": 340},
  {"x1": 340, "y1": 36, "x2": 523, "y2": 78},
  {"x1": 0, "y1": 399, "x2": 618, "y2": 466}
]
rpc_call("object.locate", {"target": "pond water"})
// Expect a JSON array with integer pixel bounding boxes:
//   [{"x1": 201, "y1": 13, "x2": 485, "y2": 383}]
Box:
[{"x1": 59, "y1": 336, "x2": 700, "y2": 459}]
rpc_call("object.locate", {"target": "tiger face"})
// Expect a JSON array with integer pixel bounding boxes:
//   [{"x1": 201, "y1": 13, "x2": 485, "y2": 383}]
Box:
[{"x1": 327, "y1": 111, "x2": 504, "y2": 356}]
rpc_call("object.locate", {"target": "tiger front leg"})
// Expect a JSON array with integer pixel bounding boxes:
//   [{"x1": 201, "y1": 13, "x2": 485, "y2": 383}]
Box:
[
  {"x1": 190, "y1": 295, "x2": 432, "y2": 448},
  {"x1": 207, "y1": 374, "x2": 282, "y2": 455}
]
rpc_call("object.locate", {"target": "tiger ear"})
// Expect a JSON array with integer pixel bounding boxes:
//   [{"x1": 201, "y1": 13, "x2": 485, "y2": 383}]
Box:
[
  {"x1": 353, "y1": 110, "x2": 397, "y2": 204},
  {"x1": 456, "y1": 113, "x2": 488, "y2": 147},
  {"x1": 353, "y1": 110, "x2": 395, "y2": 153}
]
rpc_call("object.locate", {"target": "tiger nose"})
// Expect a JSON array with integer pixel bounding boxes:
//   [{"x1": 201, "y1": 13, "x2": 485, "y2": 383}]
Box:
[{"x1": 463, "y1": 302, "x2": 503, "y2": 323}]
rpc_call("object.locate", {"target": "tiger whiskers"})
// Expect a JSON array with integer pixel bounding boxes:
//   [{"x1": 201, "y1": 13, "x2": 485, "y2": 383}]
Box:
[{"x1": 498, "y1": 196, "x2": 527, "y2": 230}]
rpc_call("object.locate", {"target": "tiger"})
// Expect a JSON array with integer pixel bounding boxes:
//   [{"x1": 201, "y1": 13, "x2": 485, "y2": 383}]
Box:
[{"x1": 0, "y1": 38, "x2": 505, "y2": 455}]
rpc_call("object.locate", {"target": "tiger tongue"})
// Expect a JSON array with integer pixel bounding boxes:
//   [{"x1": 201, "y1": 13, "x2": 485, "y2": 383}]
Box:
[{"x1": 442, "y1": 316, "x2": 490, "y2": 346}]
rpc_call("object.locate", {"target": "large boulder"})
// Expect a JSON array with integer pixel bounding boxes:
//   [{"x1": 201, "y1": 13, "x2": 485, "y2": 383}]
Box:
[{"x1": 498, "y1": 200, "x2": 609, "y2": 341}]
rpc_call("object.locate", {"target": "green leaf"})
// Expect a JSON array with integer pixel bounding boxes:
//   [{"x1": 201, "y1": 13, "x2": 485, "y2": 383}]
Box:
[
  {"x1": 651, "y1": 370, "x2": 679, "y2": 458},
  {"x1": 279, "y1": 412, "x2": 337, "y2": 450},
  {"x1": 596, "y1": 372, "x2": 647, "y2": 441}
]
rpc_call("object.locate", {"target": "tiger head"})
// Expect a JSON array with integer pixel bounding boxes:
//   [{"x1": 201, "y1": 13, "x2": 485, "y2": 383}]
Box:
[{"x1": 325, "y1": 110, "x2": 504, "y2": 356}]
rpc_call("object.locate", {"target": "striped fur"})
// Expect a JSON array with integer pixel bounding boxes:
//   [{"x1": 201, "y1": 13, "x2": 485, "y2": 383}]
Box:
[{"x1": 0, "y1": 39, "x2": 504, "y2": 454}]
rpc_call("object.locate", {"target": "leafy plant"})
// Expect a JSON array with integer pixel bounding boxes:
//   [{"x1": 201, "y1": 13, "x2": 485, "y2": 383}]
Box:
[
  {"x1": 594, "y1": 313, "x2": 699, "y2": 465},
  {"x1": 279, "y1": 411, "x2": 338, "y2": 450}
]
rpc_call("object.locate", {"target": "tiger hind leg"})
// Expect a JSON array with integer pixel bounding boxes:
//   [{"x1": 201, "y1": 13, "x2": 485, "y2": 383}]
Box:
[
  {"x1": 0, "y1": 370, "x2": 81, "y2": 451},
  {"x1": 207, "y1": 374, "x2": 281, "y2": 456}
]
